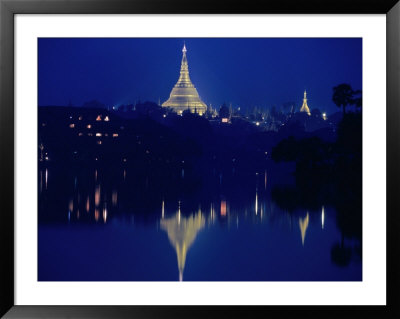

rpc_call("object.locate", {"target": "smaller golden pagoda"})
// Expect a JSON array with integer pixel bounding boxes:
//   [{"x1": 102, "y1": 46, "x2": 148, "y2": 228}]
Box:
[
  {"x1": 162, "y1": 44, "x2": 207, "y2": 115},
  {"x1": 300, "y1": 90, "x2": 311, "y2": 115}
]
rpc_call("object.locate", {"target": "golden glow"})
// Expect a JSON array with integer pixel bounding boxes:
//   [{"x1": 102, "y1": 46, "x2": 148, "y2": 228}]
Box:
[
  {"x1": 220, "y1": 200, "x2": 227, "y2": 217},
  {"x1": 69, "y1": 123, "x2": 75, "y2": 128},
  {"x1": 221, "y1": 118, "x2": 229, "y2": 123},
  {"x1": 96, "y1": 115, "x2": 102, "y2": 121},
  {"x1": 160, "y1": 210, "x2": 206, "y2": 281},
  {"x1": 87, "y1": 124, "x2": 92, "y2": 129},
  {"x1": 300, "y1": 90, "x2": 311, "y2": 115},
  {"x1": 299, "y1": 213, "x2": 310, "y2": 246},
  {"x1": 96, "y1": 133, "x2": 102, "y2": 137},
  {"x1": 95, "y1": 186, "x2": 100, "y2": 207},
  {"x1": 322, "y1": 113, "x2": 327, "y2": 120},
  {"x1": 112, "y1": 133, "x2": 118, "y2": 137},
  {"x1": 162, "y1": 45, "x2": 207, "y2": 115}
]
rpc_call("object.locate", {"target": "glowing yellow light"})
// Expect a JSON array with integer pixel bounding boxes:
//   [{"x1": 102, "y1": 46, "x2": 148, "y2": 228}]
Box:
[
  {"x1": 299, "y1": 213, "x2": 310, "y2": 246},
  {"x1": 300, "y1": 90, "x2": 311, "y2": 115},
  {"x1": 221, "y1": 118, "x2": 228, "y2": 123}
]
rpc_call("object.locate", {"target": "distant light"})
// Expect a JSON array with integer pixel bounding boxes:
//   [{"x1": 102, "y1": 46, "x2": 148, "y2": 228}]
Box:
[
  {"x1": 221, "y1": 118, "x2": 228, "y2": 123},
  {"x1": 69, "y1": 116, "x2": 72, "y2": 119},
  {"x1": 87, "y1": 124, "x2": 91, "y2": 129},
  {"x1": 256, "y1": 122, "x2": 260, "y2": 126},
  {"x1": 322, "y1": 113, "x2": 327, "y2": 120},
  {"x1": 95, "y1": 157, "x2": 98, "y2": 161},
  {"x1": 96, "y1": 115, "x2": 102, "y2": 121},
  {"x1": 104, "y1": 116, "x2": 110, "y2": 122},
  {"x1": 123, "y1": 158, "x2": 127, "y2": 162},
  {"x1": 96, "y1": 133, "x2": 102, "y2": 137},
  {"x1": 78, "y1": 132, "x2": 83, "y2": 136},
  {"x1": 163, "y1": 114, "x2": 167, "y2": 118},
  {"x1": 78, "y1": 116, "x2": 83, "y2": 121},
  {"x1": 220, "y1": 200, "x2": 227, "y2": 217},
  {"x1": 97, "y1": 140, "x2": 102, "y2": 145},
  {"x1": 69, "y1": 123, "x2": 75, "y2": 128},
  {"x1": 112, "y1": 133, "x2": 118, "y2": 137}
]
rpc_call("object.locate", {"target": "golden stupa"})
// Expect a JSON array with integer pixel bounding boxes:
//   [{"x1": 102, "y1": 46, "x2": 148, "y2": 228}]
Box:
[
  {"x1": 162, "y1": 44, "x2": 207, "y2": 115},
  {"x1": 160, "y1": 208, "x2": 206, "y2": 281},
  {"x1": 300, "y1": 90, "x2": 311, "y2": 115}
]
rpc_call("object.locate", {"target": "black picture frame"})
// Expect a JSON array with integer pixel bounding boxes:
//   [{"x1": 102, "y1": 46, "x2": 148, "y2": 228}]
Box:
[{"x1": 1, "y1": 0, "x2": 399, "y2": 318}]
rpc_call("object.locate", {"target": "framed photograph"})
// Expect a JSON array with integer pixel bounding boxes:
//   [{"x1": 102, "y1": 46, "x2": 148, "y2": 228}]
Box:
[{"x1": 1, "y1": 0, "x2": 399, "y2": 318}]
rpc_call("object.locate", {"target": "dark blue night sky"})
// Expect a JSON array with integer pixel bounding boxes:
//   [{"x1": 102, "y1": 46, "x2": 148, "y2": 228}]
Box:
[{"x1": 38, "y1": 38, "x2": 362, "y2": 114}]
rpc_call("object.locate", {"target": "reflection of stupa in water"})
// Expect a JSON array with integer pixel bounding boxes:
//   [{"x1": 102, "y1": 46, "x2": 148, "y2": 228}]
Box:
[
  {"x1": 299, "y1": 212, "x2": 309, "y2": 246},
  {"x1": 160, "y1": 208, "x2": 206, "y2": 281},
  {"x1": 162, "y1": 44, "x2": 207, "y2": 115}
]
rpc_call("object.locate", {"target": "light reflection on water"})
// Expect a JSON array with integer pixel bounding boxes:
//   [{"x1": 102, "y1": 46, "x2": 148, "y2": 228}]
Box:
[{"x1": 38, "y1": 166, "x2": 361, "y2": 281}]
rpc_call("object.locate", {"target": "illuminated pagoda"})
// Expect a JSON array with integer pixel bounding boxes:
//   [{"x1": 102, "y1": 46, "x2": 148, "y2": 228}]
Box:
[
  {"x1": 162, "y1": 44, "x2": 207, "y2": 115},
  {"x1": 300, "y1": 90, "x2": 311, "y2": 115},
  {"x1": 160, "y1": 208, "x2": 205, "y2": 281}
]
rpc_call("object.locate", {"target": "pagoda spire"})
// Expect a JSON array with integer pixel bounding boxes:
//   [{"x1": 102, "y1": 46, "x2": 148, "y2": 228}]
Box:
[
  {"x1": 162, "y1": 44, "x2": 207, "y2": 115},
  {"x1": 300, "y1": 90, "x2": 311, "y2": 115}
]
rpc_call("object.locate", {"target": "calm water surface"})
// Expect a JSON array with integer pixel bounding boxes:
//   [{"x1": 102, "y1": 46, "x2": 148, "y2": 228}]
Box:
[{"x1": 38, "y1": 163, "x2": 361, "y2": 281}]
